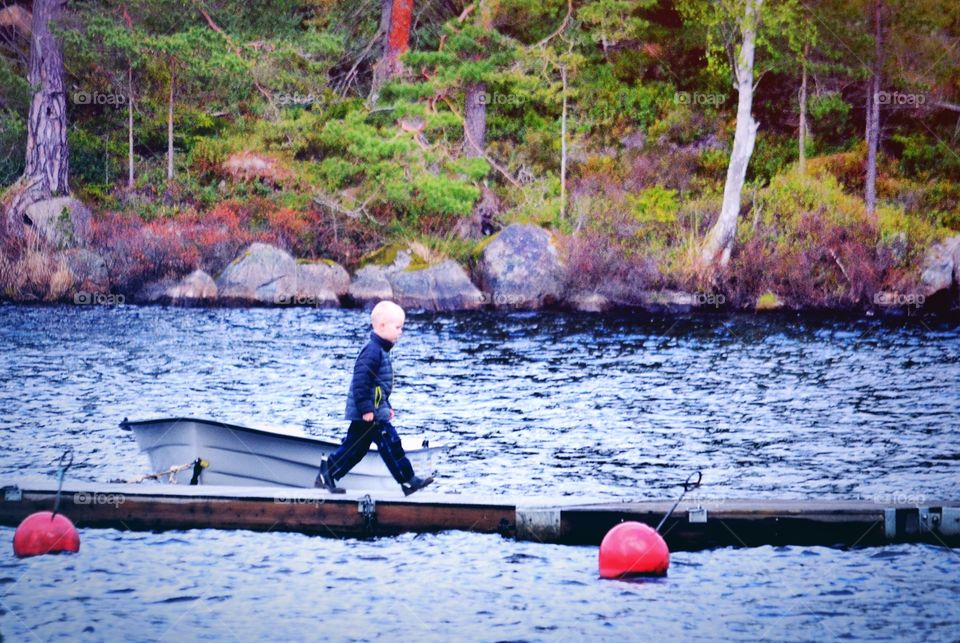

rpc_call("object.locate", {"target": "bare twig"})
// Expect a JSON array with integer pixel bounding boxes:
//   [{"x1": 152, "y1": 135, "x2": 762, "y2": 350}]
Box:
[
  {"x1": 534, "y1": 0, "x2": 573, "y2": 48},
  {"x1": 194, "y1": 3, "x2": 279, "y2": 117},
  {"x1": 338, "y1": 26, "x2": 386, "y2": 97}
]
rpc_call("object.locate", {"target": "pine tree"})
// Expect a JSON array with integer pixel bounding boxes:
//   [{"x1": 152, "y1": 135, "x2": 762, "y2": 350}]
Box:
[{"x1": 3, "y1": 0, "x2": 70, "y2": 233}]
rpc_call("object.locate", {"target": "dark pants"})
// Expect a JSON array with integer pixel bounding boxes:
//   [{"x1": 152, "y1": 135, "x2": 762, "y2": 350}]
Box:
[{"x1": 327, "y1": 420, "x2": 414, "y2": 484}]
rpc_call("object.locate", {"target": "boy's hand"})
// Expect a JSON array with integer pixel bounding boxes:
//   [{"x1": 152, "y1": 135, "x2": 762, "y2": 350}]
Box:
[
  {"x1": 362, "y1": 412, "x2": 374, "y2": 422},
  {"x1": 389, "y1": 408, "x2": 395, "y2": 420}
]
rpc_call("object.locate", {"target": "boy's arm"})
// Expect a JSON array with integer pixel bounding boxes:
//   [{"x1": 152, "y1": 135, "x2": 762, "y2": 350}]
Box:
[{"x1": 351, "y1": 343, "x2": 382, "y2": 416}]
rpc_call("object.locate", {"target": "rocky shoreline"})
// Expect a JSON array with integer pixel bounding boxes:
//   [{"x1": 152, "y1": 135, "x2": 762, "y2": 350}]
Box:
[{"x1": 4, "y1": 196, "x2": 960, "y2": 317}]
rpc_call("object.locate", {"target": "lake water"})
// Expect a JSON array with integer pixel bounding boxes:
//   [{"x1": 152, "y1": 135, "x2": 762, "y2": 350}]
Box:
[{"x1": 1, "y1": 304, "x2": 958, "y2": 641}]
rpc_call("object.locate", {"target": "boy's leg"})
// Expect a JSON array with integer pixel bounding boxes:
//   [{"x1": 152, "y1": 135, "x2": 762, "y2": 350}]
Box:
[
  {"x1": 371, "y1": 421, "x2": 415, "y2": 484},
  {"x1": 327, "y1": 420, "x2": 376, "y2": 481}
]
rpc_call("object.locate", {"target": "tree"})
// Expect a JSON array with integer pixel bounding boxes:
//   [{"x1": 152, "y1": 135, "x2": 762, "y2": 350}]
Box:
[
  {"x1": 3, "y1": 0, "x2": 69, "y2": 232},
  {"x1": 695, "y1": 0, "x2": 763, "y2": 268},
  {"x1": 463, "y1": 1, "x2": 500, "y2": 158},
  {"x1": 680, "y1": 0, "x2": 809, "y2": 269},
  {"x1": 861, "y1": 0, "x2": 960, "y2": 213},
  {"x1": 400, "y1": 5, "x2": 518, "y2": 171},
  {"x1": 71, "y1": 7, "x2": 149, "y2": 189},
  {"x1": 370, "y1": 0, "x2": 413, "y2": 104},
  {"x1": 147, "y1": 27, "x2": 247, "y2": 181},
  {"x1": 864, "y1": 0, "x2": 882, "y2": 218}
]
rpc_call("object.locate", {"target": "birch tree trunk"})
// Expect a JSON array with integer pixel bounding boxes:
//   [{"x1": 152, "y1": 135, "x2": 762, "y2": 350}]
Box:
[
  {"x1": 798, "y1": 43, "x2": 808, "y2": 174},
  {"x1": 128, "y1": 64, "x2": 135, "y2": 189},
  {"x1": 699, "y1": 0, "x2": 762, "y2": 268},
  {"x1": 560, "y1": 65, "x2": 568, "y2": 219},
  {"x1": 864, "y1": 0, "x2": 882, "y2": 219},
  {"x1": 4, "y1": 0, "x2": 70, "y2": 231},
  {"x1": 167, "y1": 66, "x2": 175, "y2": 181}
]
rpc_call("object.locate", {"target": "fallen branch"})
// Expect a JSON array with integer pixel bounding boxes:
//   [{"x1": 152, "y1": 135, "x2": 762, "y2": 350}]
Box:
[
  {"x1": 828, "y1": 248, "x2": 853, "y2": 289},
  {"x1": 312, "y1": 190, "x2": 378, "y2": 224},
  {"x1": 457, "y1": 3, "x2": 475, "y2": 23}
]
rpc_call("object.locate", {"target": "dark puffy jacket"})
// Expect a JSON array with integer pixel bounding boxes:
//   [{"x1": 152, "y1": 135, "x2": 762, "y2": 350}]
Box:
[{"x1": 344, "y1": 331, "x2": 394, "y2": 422}]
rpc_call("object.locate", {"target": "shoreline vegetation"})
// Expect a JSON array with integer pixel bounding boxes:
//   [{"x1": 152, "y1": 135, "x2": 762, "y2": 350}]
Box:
[{"x1": 1, "y1": 1, "x2": 958, "y2": 317}]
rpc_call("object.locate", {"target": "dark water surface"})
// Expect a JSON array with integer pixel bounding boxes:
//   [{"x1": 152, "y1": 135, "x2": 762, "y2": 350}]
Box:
[{"x1": 1, "y1": 304, "x2": 958, "y2": 641}]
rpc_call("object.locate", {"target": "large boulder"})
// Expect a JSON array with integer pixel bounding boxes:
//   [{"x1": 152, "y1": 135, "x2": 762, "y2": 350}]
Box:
[
  {"x1": 389, "y1": 260, "x2": 484, "y2": 312},
  {"x1": 346, "y1": 246, "x2": 420, "y2": 306},
  {"x1": 476, "y1": 224, "x2": 565, "y2": 309},
  {"x1": 217, "y1": 242, "x2": 297, "y2": 304},
  {"x1": 59, "y1": 248, "x2": 108, "y2": 293},
  {"x1": 24, "y1": 197, "x2": 92, "y2": 248},
  {"x1": 348, "y1": 265, "x2": 394, "y2": 305},
  {"x1": 919, "y1": 235, "x2": 960, "y2": 298},
  {"x1": 216, "y1": 242, "x2": 344, "y2": 306},
  {"x1": 296, "y1": 259, "x2": 350, "y2": 302},
  {"x1": 137, "y1": 269, "x2": 217, "y2": 304},
  {"x1": 348, "y1": 246, "x2": 484, "y2": 311}
]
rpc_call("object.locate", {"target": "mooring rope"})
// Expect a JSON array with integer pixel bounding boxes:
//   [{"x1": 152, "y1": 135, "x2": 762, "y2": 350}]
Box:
[
  {"x1": 113, "y1": 458, "x2": 208, "y2": 485},
  {"x1": 656, "y1": 470, "x2": 703, "y2": 533},
  {"x1": 51, "y1": 449, "x2": 73, "y2": 518}
]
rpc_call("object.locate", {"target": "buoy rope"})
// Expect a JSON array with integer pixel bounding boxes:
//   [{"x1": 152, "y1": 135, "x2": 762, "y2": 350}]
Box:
[
  {"x1": 655, "y1": 470, "x2": 702, "y2": 533},
  {"x1": 51, "y1": 450, "x2": 74, "y2": 519}
]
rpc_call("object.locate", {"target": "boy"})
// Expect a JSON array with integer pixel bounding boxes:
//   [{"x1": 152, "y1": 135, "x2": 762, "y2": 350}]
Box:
[{"x1": 315, "y1": 301, "x2": 434, "y2": 496}]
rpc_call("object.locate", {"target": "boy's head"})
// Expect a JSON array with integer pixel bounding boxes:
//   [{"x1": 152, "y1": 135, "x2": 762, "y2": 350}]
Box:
[{"x1": 371, "y1": 300, "x2": 405, "y2": 343}]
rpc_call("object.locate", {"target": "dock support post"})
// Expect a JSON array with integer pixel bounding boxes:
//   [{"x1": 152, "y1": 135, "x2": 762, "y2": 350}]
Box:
[
  {"x1": 940, "y1": 508, "x2": 960, "y2": 536},
  {"x1": 515, "y1": 508, "x2": 561, "y2": 542},
  {"x1": 884, "y1": 508, "x2": 896, "y2": 540}
]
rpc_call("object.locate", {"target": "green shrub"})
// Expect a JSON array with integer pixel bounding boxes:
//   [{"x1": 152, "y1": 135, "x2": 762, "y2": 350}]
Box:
[
  {"x1": 893, "y1": 132, "x2": 960, "y2": 181},
  {"x1": 808, "y1": 92, "x2": 852, "y2": 152},
  {"x1": 627, "y1": 185, "x2": 679, "y2": 244},
  {"x1": 0, "y1": 109, "x2": 26, "y2": 187}
]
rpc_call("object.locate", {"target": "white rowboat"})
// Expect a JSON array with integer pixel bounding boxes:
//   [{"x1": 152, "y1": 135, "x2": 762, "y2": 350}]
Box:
[{"x1": 120, "y1": 417, "x2": 446, "y2": 491}]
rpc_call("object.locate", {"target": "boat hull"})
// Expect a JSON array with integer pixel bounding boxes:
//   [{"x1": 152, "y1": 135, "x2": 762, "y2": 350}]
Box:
[{"x1": 120, "y1": 418, "x2": 444, "y2": 491}]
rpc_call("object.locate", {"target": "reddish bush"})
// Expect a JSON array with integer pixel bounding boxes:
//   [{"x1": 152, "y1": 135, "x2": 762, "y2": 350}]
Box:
[
  {"x1": 724, "y1": 212, "x2": 881, "y2": 309},
  {"x1": 90, "y1": 201, "x2": 265, "y2": 293},
  {"x1": 563, "y1": 229, "x2": 660, "y2": 303},
  {"x1": 563, "y1": 184, "x2": 663, "y2": 301}
]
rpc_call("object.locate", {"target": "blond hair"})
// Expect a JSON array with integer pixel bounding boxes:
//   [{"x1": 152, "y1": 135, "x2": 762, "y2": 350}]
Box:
[{"x1": 371, "y1": 300, "x2": 405, "y2": 326}]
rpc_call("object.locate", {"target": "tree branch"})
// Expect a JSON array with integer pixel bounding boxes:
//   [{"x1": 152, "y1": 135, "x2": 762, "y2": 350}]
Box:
[
  {"x1": 440, "y1": 95, "x2": 521, "y2": 188},
  {"x1": 534, "y1": 0, "x2": 573, "y2": 48},
  {"x1": 194, "y1": 2, "x2": 279, "y2": 117}
]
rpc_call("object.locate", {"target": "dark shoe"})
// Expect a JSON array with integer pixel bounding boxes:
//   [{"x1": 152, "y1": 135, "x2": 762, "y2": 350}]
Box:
[
  {"x1": 401, "y1": 475, "x2": 434, "y2": 496},
  {"x1": 315, "y1": 459, "x2": 346, "y2": 494}
]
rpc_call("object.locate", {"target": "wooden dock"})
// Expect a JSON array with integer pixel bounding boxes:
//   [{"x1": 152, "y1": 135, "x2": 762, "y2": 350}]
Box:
[{"x1": 2, "y1": 479, "x2": 958, "y2": 551}]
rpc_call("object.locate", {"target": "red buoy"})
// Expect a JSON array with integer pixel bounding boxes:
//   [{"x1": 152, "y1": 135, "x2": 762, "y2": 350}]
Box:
[
  {"x1": 13, "y1": 511, "x2": 80, "y2": 558},
  {"x1": 599, "y1": 521, "x2": 669, "y2": 578}
]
